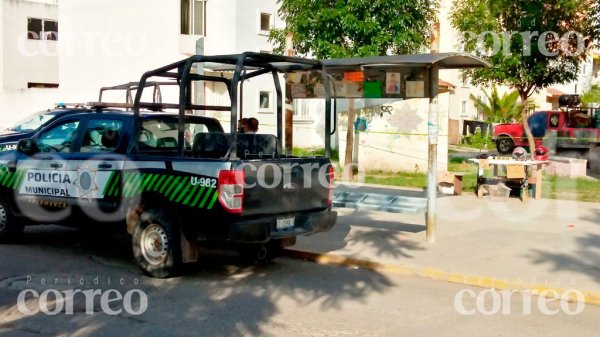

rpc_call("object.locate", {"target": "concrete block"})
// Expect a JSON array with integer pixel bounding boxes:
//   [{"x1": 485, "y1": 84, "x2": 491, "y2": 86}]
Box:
[{"x1": 545, "y1": 156, "x2": 588, "y2": 178}]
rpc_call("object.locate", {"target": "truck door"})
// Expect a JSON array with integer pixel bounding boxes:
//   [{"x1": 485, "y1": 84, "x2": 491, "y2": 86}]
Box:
[
  {"x1": 66, "y1": 117, "x2": 128, "y2": 221},
  {"x1": 15, "y1": 118, "x2": 83, "y2": 221}
]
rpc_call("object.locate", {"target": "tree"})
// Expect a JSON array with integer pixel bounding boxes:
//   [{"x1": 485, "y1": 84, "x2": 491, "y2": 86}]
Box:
[
  {"x1": 581, "y1": 84, "x2": 600, "y2": 106},
  {"x1": 451, "y1": 0, "x2": 600, "y2": 154},
  {"x1": 269, "y1": 0, "x2": 437, "y2": 176},
  {"x1": 470, "y1": 87, "x2": 522, "y2": 123}
]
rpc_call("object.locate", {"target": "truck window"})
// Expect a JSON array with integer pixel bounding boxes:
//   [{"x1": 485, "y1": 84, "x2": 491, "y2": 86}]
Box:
[
  {"x1": 549, "y1": 113, "x2": 560, "y2": 128},
  {"x1": 139, "y1": 119, "x2": 216, "y2": 154},
  {"x1": 80, "y1": 119, "x2": 124, "y2": 153},
  {"x1": 36, "y1": 120, "x2": 80, "y2": 153}
]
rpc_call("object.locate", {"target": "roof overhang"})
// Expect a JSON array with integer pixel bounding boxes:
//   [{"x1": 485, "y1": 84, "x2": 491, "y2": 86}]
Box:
[{"x1": 321, "y1": 52, "x2": 489, "y2": 70}]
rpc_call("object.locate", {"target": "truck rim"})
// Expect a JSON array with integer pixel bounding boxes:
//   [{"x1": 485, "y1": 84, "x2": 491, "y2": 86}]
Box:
[
  {"x1": 140, "y1": 223, "x2": 169, "y2": 265},
  {"x1": 498, "y1": 138, "x2": 513, "y2": 153},
  {"x1": 0, "y1": 204, "x2": 6, "y2": 232}
]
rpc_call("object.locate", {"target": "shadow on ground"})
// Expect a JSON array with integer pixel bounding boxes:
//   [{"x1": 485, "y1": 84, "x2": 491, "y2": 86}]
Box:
[
  {"x1": 526, "y1": 232, "x2": 600, "y2": 286},
  {"x1": 297, "y1": 208, "x2": 426, "y2": 260},
  {"x1": 0, "y1": 225, "x2": 394, "y2": 337}
]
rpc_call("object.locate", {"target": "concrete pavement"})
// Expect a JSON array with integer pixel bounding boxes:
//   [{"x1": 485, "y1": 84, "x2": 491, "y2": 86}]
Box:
[{"x1": 286, "y1": 184, "x2": 600, "y2": 304}]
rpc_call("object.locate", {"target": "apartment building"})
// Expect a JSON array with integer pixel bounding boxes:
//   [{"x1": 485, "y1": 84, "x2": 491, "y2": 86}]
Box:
[
  {"x1": 0, "y1": 0, "x2": 59, "y2": 126},
  {"x1": 58, "y1": 0, "x2": 281, "y2": 134}
]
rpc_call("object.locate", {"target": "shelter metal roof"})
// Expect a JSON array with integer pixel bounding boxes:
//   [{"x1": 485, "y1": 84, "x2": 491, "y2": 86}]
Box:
[{"x1": 321, "y1": 52, "x2": 489, "y2": 69}]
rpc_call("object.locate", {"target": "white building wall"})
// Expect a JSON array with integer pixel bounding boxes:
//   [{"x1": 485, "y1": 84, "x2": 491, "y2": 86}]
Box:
[
  {"x1": 56, "y1": 0, "x2": 281, "y2": 136},
  {"x1": 57, "y1": 0, "x2": 183, "y2": 104},
  {"x1": 203, "y1": 0, "x2": 237, "y2": 55},
  {"x1": 1, "y1": 0, "x2": 59, "y2": 127},
  {"x1": 0, "y1": 2, "x2": 4, "y2": 92},
  {"x1": 2, "y1": 0, "x2": 58, "y2": 89},
  {"x1": 235, "y1": 0, "x2": 281, "y2": 137},
  {"x1": 438, "y1": 0, "x2": 482, "y2": 126}
]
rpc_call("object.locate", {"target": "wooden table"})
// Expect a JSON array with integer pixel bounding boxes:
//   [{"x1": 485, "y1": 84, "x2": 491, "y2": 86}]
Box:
[{"x1": 468, "y1": 158, "x2": 548, "y2": 200}]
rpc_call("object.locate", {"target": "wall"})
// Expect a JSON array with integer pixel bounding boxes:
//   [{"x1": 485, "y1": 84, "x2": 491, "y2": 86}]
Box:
[
  {"x1": 57, "y1": 0, "x2": 183, "y2": 104},
  {"x1": 203, "y1": 0, "x2": 237, "y2": 55},
  {"x1": 0, "y1": 88, "x2": 59, "y2": 127},
  {"x1": 336, "y1": 96, "x2": 450, "y2": 173},
  {"x1": 437, "y1": 0, "x2": 485, "y2": 135},
  {"x1": 234, "y1": 0, "x2": 282, "y2": 137},
  {"x1": 0, "y1": 1, "x2": 4, "y2": 93},
  {"x1": 1, "y1": 0, "x2": 59, "y2": 126},
  {"x1": 2, "y1": 0, "x2": 58, "y2": 90}
]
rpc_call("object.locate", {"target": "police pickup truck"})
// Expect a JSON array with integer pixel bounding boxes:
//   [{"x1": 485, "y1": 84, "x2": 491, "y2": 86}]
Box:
[{"x1": 0, "y1": 53, "x2": 337, "y2": 278}]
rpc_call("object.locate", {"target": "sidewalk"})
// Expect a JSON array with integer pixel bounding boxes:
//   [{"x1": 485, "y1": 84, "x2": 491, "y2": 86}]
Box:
[{"x1": 286, "y1": 185, "x2": 600, "y2": 304}]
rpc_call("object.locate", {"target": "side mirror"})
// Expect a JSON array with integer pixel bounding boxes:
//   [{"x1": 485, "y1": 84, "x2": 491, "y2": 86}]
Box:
[{"x1": 17, "y1": 138, "x2": 36, "y2": 155}]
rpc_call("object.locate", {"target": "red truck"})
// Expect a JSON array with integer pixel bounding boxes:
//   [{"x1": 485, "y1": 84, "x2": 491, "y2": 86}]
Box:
[{"x1": 493, "y1": 107, "x2": 600, "y2": 155}]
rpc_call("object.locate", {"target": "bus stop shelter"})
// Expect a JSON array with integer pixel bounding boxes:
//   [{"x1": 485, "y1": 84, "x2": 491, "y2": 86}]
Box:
[{"x1": 317, "y1": 52, "x2": 489, "y2": 242}]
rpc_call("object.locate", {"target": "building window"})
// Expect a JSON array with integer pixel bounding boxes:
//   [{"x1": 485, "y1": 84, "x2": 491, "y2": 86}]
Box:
[
  {"x1": 27, "y1": 82, "x2": 59, "y2": 89},
  {"x1": 181, "y1": 0, "x2": 206, "y2": 36},
  {"x1": 260, "y1": 13, "x2": 272, "y2": 33},
  {"x1": 27, "y1": 18, "x2": 58, "y2": 40},
  {"x1": 461, "y1": 100, "x2": 467, "y2": 116},
  {"x1": 292, "y1": 100, "x2": 311, "y2": 118},
  {"x1": 258, "y1": 90, "x2": 273, "y2": 113}
]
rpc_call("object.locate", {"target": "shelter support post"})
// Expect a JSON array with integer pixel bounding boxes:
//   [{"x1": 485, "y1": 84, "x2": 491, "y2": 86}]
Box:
[
  {"x1": 426, "y1": 64, "x2": 439, "y2": 243},
  {"x1": 285, "y1": 107, "x2": 293, "y2": 156}
]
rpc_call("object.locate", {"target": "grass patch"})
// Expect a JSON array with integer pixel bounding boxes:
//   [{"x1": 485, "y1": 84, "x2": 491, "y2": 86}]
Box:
[
  {"x1": 364, "y1": 164, "x2": 600, "y2": 203},
  {"x1": 292, "y1": 147, "x2": 339, "y2": 161},
  {"x1": 542, "y1": 176, "x2": 600, "y2": 203},
  {"x1": 364, "y1": 170, "x2": 427, "y2": 189}
]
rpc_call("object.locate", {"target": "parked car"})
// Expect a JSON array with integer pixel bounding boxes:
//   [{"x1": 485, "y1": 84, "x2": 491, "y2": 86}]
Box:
[
  {"x1": 493, "y1": 107, "x2": 600, "y2": 154},
  {"x1": 0, "y1": 107, "x2": 89, "y2": 152}
]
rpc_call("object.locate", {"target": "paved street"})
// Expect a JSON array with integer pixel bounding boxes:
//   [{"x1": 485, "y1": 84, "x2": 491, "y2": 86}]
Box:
[{"x1": 1, "y1": 225, "x2": 599, "y2": 337}]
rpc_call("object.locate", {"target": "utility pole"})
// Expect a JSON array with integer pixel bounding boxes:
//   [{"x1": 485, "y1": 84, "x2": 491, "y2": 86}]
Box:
[{"x1": 426, "y1": 20, "x2": 440, "y2": 243}]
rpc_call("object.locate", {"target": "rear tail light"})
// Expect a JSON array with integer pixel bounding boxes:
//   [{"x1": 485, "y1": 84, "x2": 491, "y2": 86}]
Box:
[
  {"x1": 218, "y1": 170, "x2": 245, "y2": 214},
  {"x1": 327, "y1": 165, "x2": 334, "y2": 206}
]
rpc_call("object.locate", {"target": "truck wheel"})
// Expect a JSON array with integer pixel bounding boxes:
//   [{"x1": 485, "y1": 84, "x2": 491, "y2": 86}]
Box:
[
  {"x1": 0, "y1": 200, "x2": 24, "y2": 243},
  {"x1": 132, "y1": 209, "x2": 181, "y2": 278},
  {"x1": 496, "y1": 136, "x2": 515, "y2": 154}
]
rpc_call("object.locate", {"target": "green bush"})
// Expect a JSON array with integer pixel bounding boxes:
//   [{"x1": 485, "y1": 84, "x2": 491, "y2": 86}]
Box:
[{"x1": 463, "y1": 129, "x2": 492, "y2": 149}]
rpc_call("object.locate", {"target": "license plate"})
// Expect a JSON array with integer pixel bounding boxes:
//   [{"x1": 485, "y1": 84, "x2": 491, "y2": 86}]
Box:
[{"x1": 276, "y1": 217, "x2": 295, "y2": 230}]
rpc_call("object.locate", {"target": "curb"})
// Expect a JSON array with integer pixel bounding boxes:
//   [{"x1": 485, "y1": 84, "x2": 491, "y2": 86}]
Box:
[{"x1": 283, "y1": 249, "x2": 600, "y2": 306}]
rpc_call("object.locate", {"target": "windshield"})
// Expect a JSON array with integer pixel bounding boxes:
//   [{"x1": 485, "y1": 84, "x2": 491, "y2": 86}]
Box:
[{"x1": 6, "y1": 110, "x2": 56, "y2": 132}]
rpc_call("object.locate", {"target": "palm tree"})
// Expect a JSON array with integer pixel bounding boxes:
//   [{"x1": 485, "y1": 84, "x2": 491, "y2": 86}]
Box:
[{"x1": 470, "y1": 87, "x2": 522, "y2": 124}]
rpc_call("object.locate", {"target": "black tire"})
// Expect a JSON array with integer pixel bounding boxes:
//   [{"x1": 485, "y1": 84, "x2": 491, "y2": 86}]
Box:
[
  {"x1": 496, "y1": 136, "x2": 515, "y2": 154},
  {"x1": 132, "y1": 209, "x2": 181, "y2": 278},
  {"x1": 0, "y1": 200, "x2": 24, "y2": 243}
]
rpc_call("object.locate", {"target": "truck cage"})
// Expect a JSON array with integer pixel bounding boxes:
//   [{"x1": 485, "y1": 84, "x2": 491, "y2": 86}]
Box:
[
  {"x1": 96, "y1": 81, "x2": 177, "y2": 109},
  {"x1": 97, "y1": 52, "x2": 332, "y2": 160}
]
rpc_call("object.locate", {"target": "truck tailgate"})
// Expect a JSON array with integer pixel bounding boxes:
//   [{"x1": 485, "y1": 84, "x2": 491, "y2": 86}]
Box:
[{"x1": 237, "y1": 158, "x2": 332, "y2": 216}]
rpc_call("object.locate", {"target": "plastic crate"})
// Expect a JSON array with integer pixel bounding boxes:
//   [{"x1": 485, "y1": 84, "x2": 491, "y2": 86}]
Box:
[{"x1": 484, "y1": 183, "x2": 511, "y2": 201}]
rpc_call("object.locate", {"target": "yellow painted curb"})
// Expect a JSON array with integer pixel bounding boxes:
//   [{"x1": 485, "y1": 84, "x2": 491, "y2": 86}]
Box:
[{"x1": 283, "y1": 249, "x2": 600, "y2": 306}]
